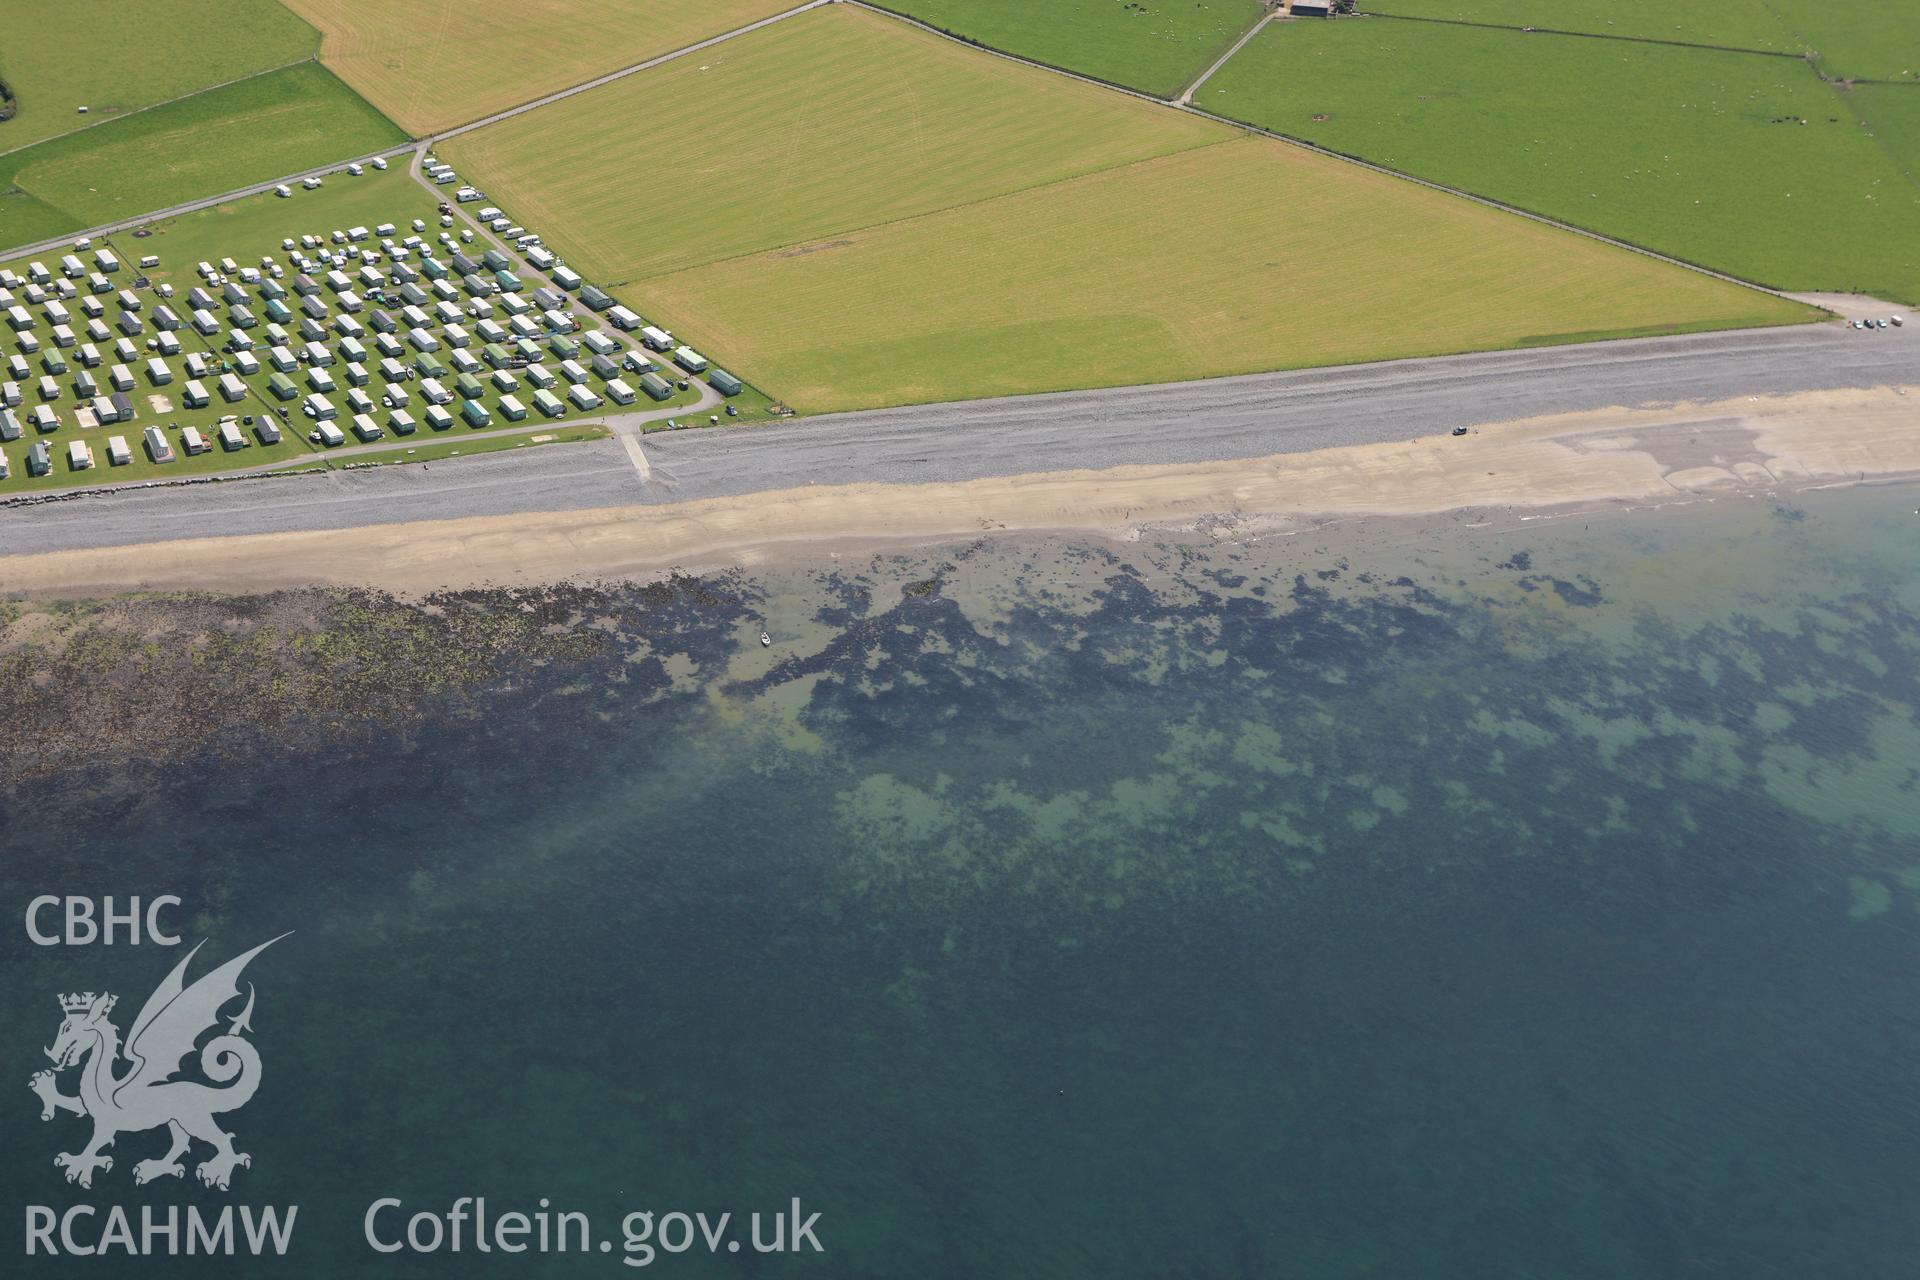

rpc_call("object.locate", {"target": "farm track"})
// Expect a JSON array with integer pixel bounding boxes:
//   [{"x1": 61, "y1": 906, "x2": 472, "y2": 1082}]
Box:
[{"x1": 1178, "y1": 9, "x2": 1276, "y2": 105}]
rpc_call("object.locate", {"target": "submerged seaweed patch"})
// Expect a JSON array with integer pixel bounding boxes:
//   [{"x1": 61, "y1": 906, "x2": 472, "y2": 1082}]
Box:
[
  {"x1": 0, "y1": 576, "x2": 762, "y2": 782},
  {"x1": 2, "y1": 489, "x2": 1916, "y2": 939}
]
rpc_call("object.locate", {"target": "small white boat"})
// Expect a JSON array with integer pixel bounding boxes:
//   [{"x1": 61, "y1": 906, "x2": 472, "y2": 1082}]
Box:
[{"x1": 760, "y1": 630, "x2": 772, "y2": 648}]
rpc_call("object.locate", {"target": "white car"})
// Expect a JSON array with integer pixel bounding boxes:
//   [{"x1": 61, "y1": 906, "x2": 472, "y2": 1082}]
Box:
[
  {"x1": 371, "y1": 157, "x2": 389, "y2": 172},
  {"x1": 347, "y1": 163, "x2": 364, "y2": 176},
  {"x1": 302, "y1": 176, "x2": 322, "y2": 190}
]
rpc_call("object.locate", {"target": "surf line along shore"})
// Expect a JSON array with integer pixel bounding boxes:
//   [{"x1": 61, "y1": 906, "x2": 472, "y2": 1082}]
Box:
[{"x1": 2, "y1": 385, "x2": 1916, "y2": 599}]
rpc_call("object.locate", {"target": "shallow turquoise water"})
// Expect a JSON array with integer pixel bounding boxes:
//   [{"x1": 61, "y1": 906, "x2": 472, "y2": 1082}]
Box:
[{"x1": 3, "y1": 486, "x2": 1919, "y2": 1276}]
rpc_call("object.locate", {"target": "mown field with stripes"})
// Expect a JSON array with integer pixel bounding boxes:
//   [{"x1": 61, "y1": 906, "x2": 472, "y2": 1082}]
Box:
[{"x1": 443, "y1": 5, "x2": 1812, "y2": 413}]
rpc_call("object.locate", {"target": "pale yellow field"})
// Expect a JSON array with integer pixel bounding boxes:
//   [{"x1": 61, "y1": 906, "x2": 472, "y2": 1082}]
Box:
[
  {"x1": 439, "y1": 6, "x2": 1229, "y2": 281},
  {"x1": 634, "y1": 137, "x2": 1815, "y2": 412},
  {"x1": 277, "y1": 0, "x2": 798, "y2": 134}
]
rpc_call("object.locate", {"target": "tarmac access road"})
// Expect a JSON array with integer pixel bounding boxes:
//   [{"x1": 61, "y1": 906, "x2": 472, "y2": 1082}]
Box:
[{"x1": 2, "y1": 316, "x2": 1911, "y2": 557}]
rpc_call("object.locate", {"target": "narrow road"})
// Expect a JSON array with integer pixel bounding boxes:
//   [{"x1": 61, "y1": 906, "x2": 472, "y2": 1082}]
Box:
[
  {"x1": 1179, "y1": 10, "x2": 1276, "y2": 105},
  {"x1": 4, "y1": 318, "x2": 1910, "y2": 555}
]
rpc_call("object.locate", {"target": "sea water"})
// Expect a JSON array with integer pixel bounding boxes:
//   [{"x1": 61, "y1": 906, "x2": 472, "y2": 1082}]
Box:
[{"x1": 2, "y1": 484, "x2": 1917, "y2": 1276}]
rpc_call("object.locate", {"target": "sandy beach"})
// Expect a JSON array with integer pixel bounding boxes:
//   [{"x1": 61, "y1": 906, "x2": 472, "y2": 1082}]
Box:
[{"x1": 2, "y1": 383, "x2": 1914, "y2": 598}]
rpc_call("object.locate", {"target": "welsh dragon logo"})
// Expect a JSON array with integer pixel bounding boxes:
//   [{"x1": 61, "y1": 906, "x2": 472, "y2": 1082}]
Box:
[{"x1": 28, "y1": 935, "x2": 288, "y2": 1191}]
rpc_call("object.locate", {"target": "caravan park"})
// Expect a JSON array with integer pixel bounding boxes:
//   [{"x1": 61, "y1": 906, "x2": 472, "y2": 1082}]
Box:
[{"x1": 0, "y1": 165, "x2": 764, "y2": 491}]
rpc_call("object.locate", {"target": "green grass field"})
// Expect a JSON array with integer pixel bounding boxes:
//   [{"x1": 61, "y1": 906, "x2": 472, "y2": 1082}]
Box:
[
  {"x1": 0, "y1": 0, "x2": 320, "y2": 154},
  {"x1": 1765, "y1": 0, "x2": 1920, "y2": 81},
  {"x1": 0, "y1": 63, "x2": 405, "y2": 255},
  {"x1": 0, "y1": 191, "x2": 75, "y2": 257},
  {"x1": 1851, "y1": 85, "x2": 1920, "y2": 186},
  {"x1": 1365, "y1": 0, "x2": 1920, "y2": 81},
  {"x1": 1204, "y1": 21, "x2": 1920, "y2": 302},
  {"x1": 440, "y1": 6, "x2": 1229, "y2": 283},
  {"x1": 868, "y1": 0, "x2": 1269, "y2": 97},
  {"x1": 636, "y1": 136, "x2": 1811, "y2": 414},
  {"x1": 279, "y1": 0, "x2": 800, "y2": 134}
]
